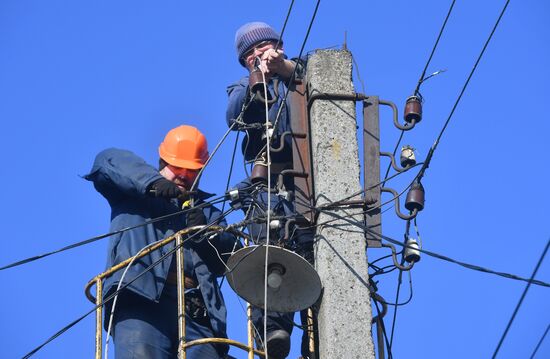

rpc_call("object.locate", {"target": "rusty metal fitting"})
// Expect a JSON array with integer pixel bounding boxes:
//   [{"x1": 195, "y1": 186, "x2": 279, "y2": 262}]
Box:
[
  {"x1": 405, "y1": 181, "x2": 425, "y2": 212},
  {"x1": 403, "y1": 238, "x2": 421, "y2": 263},
  {"x1": 404, "y1": 95, "x2": 422, "y2": 124},
  {"x1": 400, "y1": 145, "x2": 416, "y2": 168}
]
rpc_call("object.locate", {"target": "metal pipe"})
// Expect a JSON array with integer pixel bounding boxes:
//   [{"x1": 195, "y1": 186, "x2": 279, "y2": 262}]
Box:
[
  {"x1": 308, "y1": 308, "x2": 316, "y2": 359},
  {"x1": 84, "y1": 226, "x2": 251, "y2": 358},
  {"x1": 176, "y1": 233, "x2": 187, "y2": 359},
  {"x1": 307, "y1": 91, "x2": 368, "y2": 111},
  {"x1": 277, "y1": 169, "x2": 308, "y2": 193},
  {"x1": 379, "y1": 151, "x2": 410, "y2": 173},
  {"x1": 380, "y1": 187, "x2": 419, "y2": 220},
  {"x1": 84, "y1": 226, "x2": 246, "y2": 303},
  {"x1": 95, "y1": 280, "x2": 102, "y2": 359},
  {"x1": 381, "y1": 243, "x2": 415, "y2": 271},
  {"x1": 270, "y1": 131, "x2": 306, "y2": 153},
  {"x1": 379, "y1": 99, "x2": 417, "y2": 131}
]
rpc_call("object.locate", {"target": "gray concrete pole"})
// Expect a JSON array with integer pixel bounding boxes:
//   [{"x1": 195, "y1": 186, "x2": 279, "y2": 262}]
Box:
[{"x1": 307, "y1": 50, "x2": 375, "y2": 359}]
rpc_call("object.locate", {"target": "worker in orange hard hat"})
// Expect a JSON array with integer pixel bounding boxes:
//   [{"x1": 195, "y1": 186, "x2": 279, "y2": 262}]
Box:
[
  {"x1": 85, "y1": 125, "x2": 240, "y2": 359},
  {"x1": 157, "y1": 125, "x2": 209, "y2": 192}
]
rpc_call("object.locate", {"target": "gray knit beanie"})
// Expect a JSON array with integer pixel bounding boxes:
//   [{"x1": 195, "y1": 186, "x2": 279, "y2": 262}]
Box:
[{"x1": 235, "y1": 22, "x2": 281, "y2": 67}]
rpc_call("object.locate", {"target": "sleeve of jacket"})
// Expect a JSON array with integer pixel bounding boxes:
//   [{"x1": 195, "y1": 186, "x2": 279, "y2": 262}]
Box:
[
  {"x1": 84, "y1": 148, "x2": 163, "y2": 202},
  {"x1": 192, "y1": 203, "x2": 242, "y2": 277}
]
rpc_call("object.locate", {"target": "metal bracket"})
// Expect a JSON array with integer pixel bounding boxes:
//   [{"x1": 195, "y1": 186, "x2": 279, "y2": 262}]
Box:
[
  {"x1": 380, "y1": 187, "x2": 419, "y2": 220},
  {"x1": 379, "y1": 99, "x2": 417, "y2": 131},
  {"x1": 379, "y1": 151, "x2": 413, "y2": 173}
]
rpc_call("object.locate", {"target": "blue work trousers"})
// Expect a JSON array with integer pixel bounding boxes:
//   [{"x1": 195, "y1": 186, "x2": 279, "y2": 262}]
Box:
[{"x1": 111, "y1": 285, "x2": 224, "y2": 359}]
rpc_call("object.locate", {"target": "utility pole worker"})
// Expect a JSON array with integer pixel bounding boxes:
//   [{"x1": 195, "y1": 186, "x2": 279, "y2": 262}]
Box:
[
  {"x1": 226, "y1": 22, "x2": 314, "y2": 359},
  {"x1": 85, "y1": 125, "x2": 240, "y2": 359}
]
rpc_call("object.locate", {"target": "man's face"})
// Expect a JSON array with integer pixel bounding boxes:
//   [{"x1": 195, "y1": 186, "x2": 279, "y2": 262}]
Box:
[
  {"x1": 243, "y1": 40, "x2": 278, "y2": 70},
  {"x1": 160, "y1": 164, "x2": 200, "y2": 190}
]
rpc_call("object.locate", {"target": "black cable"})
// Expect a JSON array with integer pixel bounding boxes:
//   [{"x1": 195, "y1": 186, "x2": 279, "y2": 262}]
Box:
[
  {"x1": 221, "y1": 130, "x2": 240, "y2": 214},
  {"x1": 0, "y1": 196, "x2": 225, "y2": 271},
  {"x1": 414, "y1": 0, "x2": 457, "y2": 94},
  {"x1": 22, "y1": 217, "x2": 233, "y2": 358},
  {"x1": 306, "y1": 203, "x2": 550, "y2": 288},
  {"x1": 530, "y1": 324, "x2": 550, "y2": 359},
  {"x1": 418, "y1": 0, "x2": 510, "y2": 182},
  {"x1": 381, "y1": 0, "x2": 456, "y2": 188},
  {"x1": 372, "y1": 297, "x2": 394, "y2": 359},
  {"x1": 389, "y1": 269, "x2": 404, "y2": 348},
  {"x1": 270, "y1": 0, "x2": 321, "y2": 135},
  {"x1": 492, "y1": 237, "x2": 550, "y2": 358},
  {"x1": 275, "y1": 0, "x2": 295, "y2": 51},
  {"x1": 377, "y1": 271, "x2": 414, "y2": 307}
]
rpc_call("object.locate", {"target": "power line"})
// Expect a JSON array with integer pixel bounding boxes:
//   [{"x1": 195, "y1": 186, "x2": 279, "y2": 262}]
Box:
[
  {"x1": 382, "y1": 0, "x2": 456, "y2": 186},
  {"x1": 418, "y1": 0, "x2": 510, "y2": 182},
  {"x1": 0, "y1": 196, "x2": 225, "y2": 271},
  {"x1": 275, "y1": 0, "x2": 296, "y2": 51},
  {"x1": 414, "y1": 0, "x2": 457, "y2": 95},
  {"x1": 492, "y1": 237, "x2": 550, "y2": 358},
  {"x1": 307, "y1": 204, "x2": 550, "y2": 288},
  {"x1": 530, "y1": 324, "x2": 550, "y2": 359},
  {"x1": 270, "y1": 0, "x2": 321, "y2": 136},
  {"x1": 22, "y1": 220, "x2": 234, "y2": 358}
]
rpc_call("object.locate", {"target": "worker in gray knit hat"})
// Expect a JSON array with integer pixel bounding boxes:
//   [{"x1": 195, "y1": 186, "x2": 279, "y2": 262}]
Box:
[{"x1": 226, "y1": 21, "x2": 314, "y2": 359}]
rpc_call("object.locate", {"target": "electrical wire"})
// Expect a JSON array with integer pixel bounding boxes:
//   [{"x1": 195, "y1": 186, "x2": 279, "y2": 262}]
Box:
[
  {"x1": 274, "y1": 0, "x2": 295, "y2": 52},
  {"x1": 221, "y1": 130, "x2": 240, "y2": 214},
  {"x1": 530, "y1": 324, "x2": 550, "y2": 359},
  {"x1": 381, "y1": 0, "x2": 456, "y2": 187},
  {"x1": 0, "y1": 196, "x2": 225, "y2": 271},
  {"x1": 22, "y1": 220, "x2": 230, "y2": 358},
  {"x1": 414, "y1": 0, "x2": 456, "y2": 95},
  {"x1": 372, "y1": 297, "x2": 394, "y2": 359},
  {"x1": 417, "y1": 0, "x2": 510, "y2": 183},
  {"x1": 492, "y1": 237, "x2": 550, "y2": 358},
  {"x1": 270, "y1": 0, "x2": 321, "y2": 138},
  {"x1": 261, "y1": 67, "x2": 272, "y2": 358},
  {"x1": 190, "y1": 120, "x2": 239, "y2": 193},
  {"x1": 306, "y1": 203, "x2": 550, "y2": 288},
  {"x1": 104, "y1": 207, "x2": 236, "y2": 359}
]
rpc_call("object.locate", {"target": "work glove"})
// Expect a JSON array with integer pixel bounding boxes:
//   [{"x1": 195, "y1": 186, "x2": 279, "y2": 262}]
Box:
[
  {"x1": 149, "y1": 178, "x2": 183, "y2": 198},
  {"x1": 186, "y1": 207, "x2": 206, "y2": 227}
]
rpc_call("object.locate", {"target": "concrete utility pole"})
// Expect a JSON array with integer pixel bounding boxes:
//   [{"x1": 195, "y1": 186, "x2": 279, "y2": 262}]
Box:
[{"x1": 307, "y1": 50, "x2": 375, "y2": 358}]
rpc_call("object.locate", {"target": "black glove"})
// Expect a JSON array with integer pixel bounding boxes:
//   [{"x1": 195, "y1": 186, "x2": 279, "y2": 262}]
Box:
[
  {"x1": 149, "y1": 178, "x2": 182, "y2": 198},
  {"x1": 186, "y1": 207, "x2": 206, "y2": 227}
]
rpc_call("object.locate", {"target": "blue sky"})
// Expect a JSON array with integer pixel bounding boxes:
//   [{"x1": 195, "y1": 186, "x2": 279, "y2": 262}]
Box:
[{"x1": 1, "y1": 1, "x2": 548, "y2": 358}]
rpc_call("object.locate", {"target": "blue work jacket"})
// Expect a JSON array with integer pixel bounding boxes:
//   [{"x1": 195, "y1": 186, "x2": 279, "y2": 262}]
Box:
[{"x1": 85, "y1": 148, "x2": 239, "y2": 338}]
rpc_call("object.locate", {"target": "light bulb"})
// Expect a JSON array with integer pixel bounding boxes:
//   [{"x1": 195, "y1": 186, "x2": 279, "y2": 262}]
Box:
[{"x1": 267, "y1": 271, "x2": 282, "y2": 289}]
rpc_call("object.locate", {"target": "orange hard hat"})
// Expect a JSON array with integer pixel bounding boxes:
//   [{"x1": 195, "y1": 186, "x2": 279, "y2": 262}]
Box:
[{"x1": 158, "y1": 125, "x2": 209, "y2": 169}]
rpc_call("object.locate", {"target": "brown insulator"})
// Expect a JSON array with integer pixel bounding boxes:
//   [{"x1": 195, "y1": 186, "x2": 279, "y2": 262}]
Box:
[
  {"x1": 405, "y1": 181, "x2": 425, "y2": 211},
  {"x1": 249, "y1": 69, "x2": 265, "y2": 94},
  {"x1": 251, "y1": 162, "x2": 268, "y2": 184},
  {"x1": 404, "y1": 95, "x2": 422, "y2": 124}
]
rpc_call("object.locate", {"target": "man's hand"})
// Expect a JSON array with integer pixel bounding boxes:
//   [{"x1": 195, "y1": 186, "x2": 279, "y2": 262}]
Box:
[
  {"x1": 260, "y1": 48, "x2": 295, "y2": 80},
  {"x1": 186, "y1": 207, "x2": 206, "y2": 227},
  {"x1": 149, "y1": 178, "x2": 183, "y2": 198}
]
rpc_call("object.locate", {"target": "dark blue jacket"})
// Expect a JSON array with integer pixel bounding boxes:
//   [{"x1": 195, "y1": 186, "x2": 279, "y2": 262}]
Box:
[{"x1": 85, "y1": 148, "x2": 239, "y2": 338}]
